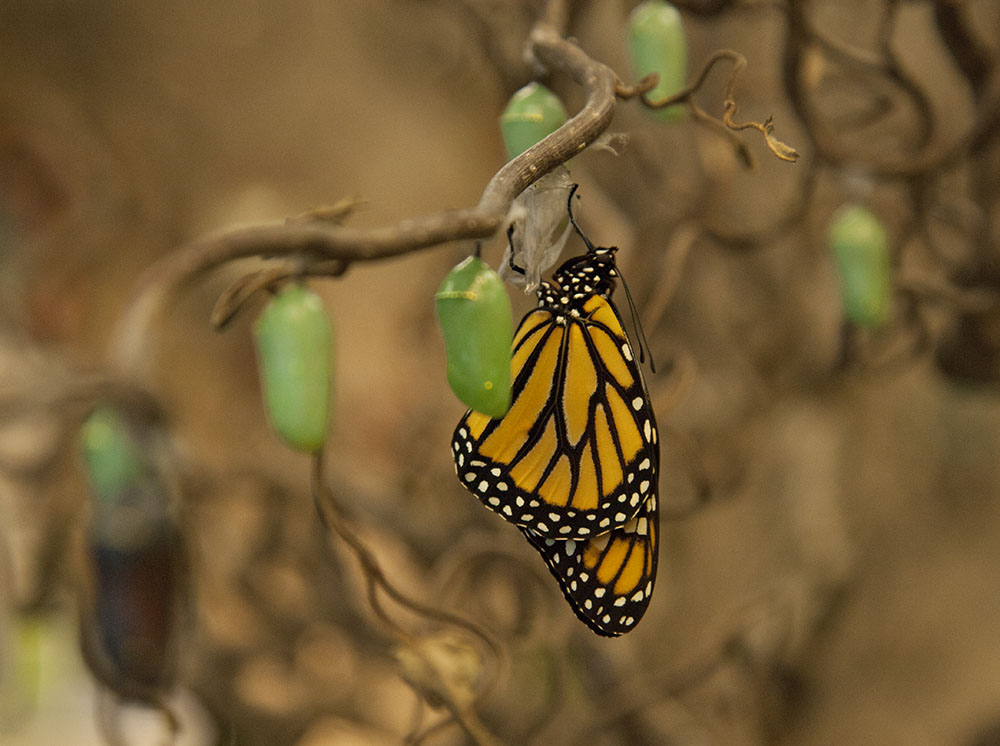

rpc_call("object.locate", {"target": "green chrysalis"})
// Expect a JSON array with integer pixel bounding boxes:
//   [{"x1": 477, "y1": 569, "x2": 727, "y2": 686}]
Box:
[
  {"x1": 254, "y1": 284, "x2": 333, "y2": 452},
  {"x1": 436, "y1": 257, "x2": 513, "y2": 418},
  {"x1": 627, "y1": 0, "x2": 688, "y2": 121},
  {"x1": 829, "y1": 204, "x2": 892, "y2": 328},
  {"x1": 500, "y1": 83, "x2": 569, "y2": 161},
  {"x1": 80, "y1": 406, "x2": 151, "y2": 504},
  {"x1": 79, "y1": 405, "x2": 174, "y2": 550}
]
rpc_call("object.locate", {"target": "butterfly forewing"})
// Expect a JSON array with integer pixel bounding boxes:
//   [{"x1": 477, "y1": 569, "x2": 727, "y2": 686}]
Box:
[
  {"x1": 452, "y1": 290, "x2": 657, "y2": 540},
  {"x1": 522, "y1": 493, "x2": 659, "y2": 636}
]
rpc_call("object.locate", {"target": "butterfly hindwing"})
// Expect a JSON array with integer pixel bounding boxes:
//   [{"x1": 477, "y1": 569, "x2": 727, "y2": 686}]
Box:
[{"x1": 521, "y1": 493, "x2": 659, "y2": 637}]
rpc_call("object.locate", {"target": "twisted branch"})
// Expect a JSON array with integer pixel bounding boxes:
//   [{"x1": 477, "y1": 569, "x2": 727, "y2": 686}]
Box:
[{"x1": 110, "y1": 8, "x2": 616, "y2": 380}]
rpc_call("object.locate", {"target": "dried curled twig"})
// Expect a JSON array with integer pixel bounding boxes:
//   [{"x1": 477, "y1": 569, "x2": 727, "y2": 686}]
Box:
[
  {"x1": 310, "y1": 451, "x2": 504, "y2": 746},
  {"x1": 620, "y1": 48, "x2": 799, "y2": 166}
]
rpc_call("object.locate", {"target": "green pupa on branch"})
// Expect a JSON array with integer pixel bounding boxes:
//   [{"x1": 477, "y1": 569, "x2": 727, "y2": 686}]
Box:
[
  {"x1": 254, "y1": 284, "x2": 333, "y2": 452},
  {"x1": 500, "y1": 82, "x2": 569, "y2": 160},
  {"x1": 436, "y1": 256, "x2": 513, "y2": 418},
  {"x1": 628, "y1": 0, "x2": 688, "y2": 121},
  {"x1": 829, "y1": 203, "x2": 892, "y2": 328},
  {"x1": 80, "y1": 406, "x2": 152, "y2": 505}
]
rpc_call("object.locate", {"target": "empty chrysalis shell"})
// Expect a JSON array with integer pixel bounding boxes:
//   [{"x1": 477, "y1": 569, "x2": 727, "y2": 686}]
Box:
[
  {"x1": 628, "y1": 0, "x2": 688, "y2": 122},
  {"x1": 435, "y1": 257, "x2": 513, "y2": 418},
  {"x1": 499, "y1": 168, "x2": 574, "y2": 291},
  {"x1": 254, "y1": 284, "x2": 333, "y2": 452},
  {"x1": 829, "y1": 204, "x2": 892, "y2": 328},
  {"x1": 78, "y1": 405, "x2": 181, "y2": 701},
  {"x1": 500, "y1": 82, "x2": 569, "y2": 160}
]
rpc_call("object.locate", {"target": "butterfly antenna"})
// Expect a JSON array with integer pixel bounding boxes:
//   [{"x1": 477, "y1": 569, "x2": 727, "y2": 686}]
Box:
[
  {"x1": 474, "y1": 241, "x2": 483, "y2": 258},
  {"x1": 618, "y1": 266, "x2": 656, "y2": 374},
  {"x1": 506, "y1": 224, "x2": 525, "y2": 275},
  {"x1": 566, "y1": 184, "x2": 597, "y2": 253}
]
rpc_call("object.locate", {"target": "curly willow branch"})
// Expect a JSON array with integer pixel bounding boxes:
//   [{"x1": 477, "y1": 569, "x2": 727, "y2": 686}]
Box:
[
  {"x1": 310, "y1": 452, "x2": 504, "y2": 746},
  {"x1": 110, "y1": 6, "x2": 614, "y2": 381}
]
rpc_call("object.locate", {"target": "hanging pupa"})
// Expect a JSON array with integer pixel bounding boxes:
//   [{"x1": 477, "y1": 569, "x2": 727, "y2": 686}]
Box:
[
  {"x1": 435, "y1": 256, "x2": 513, "y2": 418},
  {"x1": 254, "y1": 284, "x2": 334, "y2": 452},
  {"x1": 628, "y1": 0, "x2": 688, "y2": 121},
  {"x1": 829, "y1": 203, "x2": 892, "y2": 328},
  {"x1": 499, "y1": 83, "x2": 569, "y2": 160}
]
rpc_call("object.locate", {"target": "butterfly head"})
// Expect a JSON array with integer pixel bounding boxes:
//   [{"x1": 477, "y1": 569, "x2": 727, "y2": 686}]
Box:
[{"x1": 537, "y1": 245, "x2": 619, "y2": 314}]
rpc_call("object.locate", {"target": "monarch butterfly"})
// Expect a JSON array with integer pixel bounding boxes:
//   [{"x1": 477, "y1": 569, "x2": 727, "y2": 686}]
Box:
[{"x1": 452, "y1": 187, "x2": 659, "y2": 636}]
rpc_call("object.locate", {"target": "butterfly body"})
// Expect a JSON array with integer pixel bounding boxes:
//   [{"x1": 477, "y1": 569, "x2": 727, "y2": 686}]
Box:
[{"x1": 452, "y1": 243, "x2": 660, "y2": 637}]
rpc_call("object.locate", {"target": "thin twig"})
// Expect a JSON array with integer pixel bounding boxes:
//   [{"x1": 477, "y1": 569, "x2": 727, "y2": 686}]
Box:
[
  {"x1": 642, "y1": 221, "x2": 701, "y2": 330},
  {"x1": 783, "y1": 0, "x2": 1000, "y2": 178},
  {"x1": 310, "y1": 451, "x2": 506, "y2": 745},
  {"x1": 310, "y1": 453, "x2": 502, "y2": 655},
  {"x1": 932, "y1": 0, "x2": 993, "y2": 99},
  {"x1": 615, "y1": 73, "x2": 662, "y2": 99},
  {"x1": 209, "y1": 259, "x2": 346, "y2": 330},
  {"x1": 639, "y1": 48, "x2": 799, "y2": 163}
]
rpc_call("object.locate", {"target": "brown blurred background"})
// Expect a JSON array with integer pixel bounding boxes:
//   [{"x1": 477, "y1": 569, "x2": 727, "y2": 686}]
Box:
[{"x1": 2, "y1": 1, "x2": 1000, "y2": 744}]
